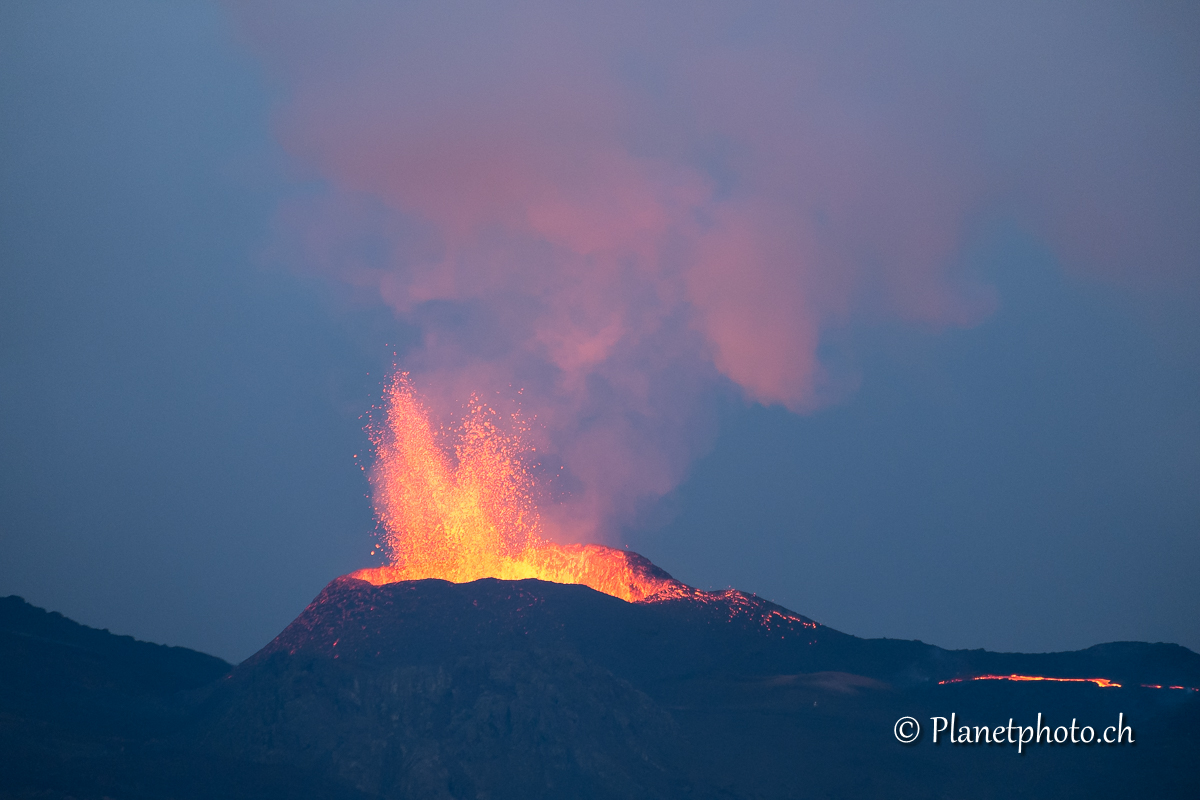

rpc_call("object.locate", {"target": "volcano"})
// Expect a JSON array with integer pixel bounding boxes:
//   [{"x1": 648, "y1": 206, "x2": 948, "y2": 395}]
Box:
[{"x1": 3, "y1": 553, "x2": 1200, "y2": 798}]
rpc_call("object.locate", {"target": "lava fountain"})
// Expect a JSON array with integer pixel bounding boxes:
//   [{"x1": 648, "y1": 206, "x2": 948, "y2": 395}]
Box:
[{"x1": 350, "y1": 373, "x2": 686, "y2": 602}]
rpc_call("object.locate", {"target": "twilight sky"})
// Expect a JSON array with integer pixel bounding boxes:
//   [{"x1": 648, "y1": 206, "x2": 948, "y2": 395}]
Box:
[{"x1": 2, "y1": 1, "x2": 1198, "y2": 662}]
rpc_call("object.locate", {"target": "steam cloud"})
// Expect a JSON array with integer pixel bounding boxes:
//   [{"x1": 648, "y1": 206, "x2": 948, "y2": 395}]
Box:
[{"x1": 228, "y1": 1, "x2": 1200, "y2": 542}]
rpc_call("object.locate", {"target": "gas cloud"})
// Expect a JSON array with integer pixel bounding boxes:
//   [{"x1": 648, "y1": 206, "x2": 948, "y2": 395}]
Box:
[{"x1": 227, "y1": 1, "x2": 1200, "y2": 543}]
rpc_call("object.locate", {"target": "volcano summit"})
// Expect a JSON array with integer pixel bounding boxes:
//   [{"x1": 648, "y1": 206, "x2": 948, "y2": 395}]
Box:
[{"x1": 3, "y1": 554, "x2": 1200, "y2": 799}]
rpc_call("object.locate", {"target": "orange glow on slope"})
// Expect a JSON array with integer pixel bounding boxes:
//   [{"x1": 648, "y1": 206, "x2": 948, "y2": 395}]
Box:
[
  {"x1": 939, "y1": 674, "x2": 1121, "y2": 688},
  {"x1": 349, "y1": 373, "x2": 683, "y2": 603}
]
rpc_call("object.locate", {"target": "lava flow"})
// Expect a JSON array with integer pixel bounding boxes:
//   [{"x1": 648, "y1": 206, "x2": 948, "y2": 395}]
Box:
[
  {"x1": 349, "y1": 373, "x2": 685, "y2": 603},
  {"x1": 939, "y1": 674, "x2": 1121, "y2": 688}
]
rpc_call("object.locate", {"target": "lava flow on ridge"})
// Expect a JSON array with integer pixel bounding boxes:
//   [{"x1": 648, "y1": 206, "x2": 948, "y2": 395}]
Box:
[{"x1": 349, "y1": 372, "x2": 690, "y2": 604}]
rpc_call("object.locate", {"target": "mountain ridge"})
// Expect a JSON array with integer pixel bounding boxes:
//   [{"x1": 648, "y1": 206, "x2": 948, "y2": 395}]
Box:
[
  {"x1": 248, "y1": 575, "x2": 1200, "y2": 689},
  {"x1": 2, "y1": 572, "x2": 1198, "y2": 798},
  {"x1": 198, "y1": 573, "x2": 1199, "y2": 799}
]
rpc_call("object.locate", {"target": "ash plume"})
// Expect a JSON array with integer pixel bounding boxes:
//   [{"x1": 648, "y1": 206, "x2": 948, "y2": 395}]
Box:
[{"x1": 227, "y1": 1, "x2": 1200, "y2": 542}]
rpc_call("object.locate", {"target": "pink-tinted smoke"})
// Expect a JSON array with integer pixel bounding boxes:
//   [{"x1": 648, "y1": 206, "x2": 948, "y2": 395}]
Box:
[{"x1": 227, "y1": 1, "x2": 1200, "y2": 542}]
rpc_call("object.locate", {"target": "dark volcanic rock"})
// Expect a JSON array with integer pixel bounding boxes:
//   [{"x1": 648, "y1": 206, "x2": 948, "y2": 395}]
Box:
[
  {"x1": 4, "y1": 578, "x2": 1200, "y2": 799},
  {"x1": 0, "y1": 594, "x2": 230, "y2": 703},
  {"x1": 209, "y1": 645, "x2": 678, "y2": 799},
  {"x1": 196, "y1": 576, "x2": 1200, "y2": 799},
  {"x1": 204, "y1": 579, "x2": 685, "y2": 799},
  {"x1": 0, "y1": 595, "x2": 366, "y2": 800}
]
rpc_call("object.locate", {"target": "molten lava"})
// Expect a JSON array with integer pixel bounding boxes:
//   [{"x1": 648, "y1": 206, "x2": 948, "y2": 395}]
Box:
[
  {"x1": 939, "y1": 674, "x2": 1121, "y2": 688},
  {"x1": 350, "y1": 373, "x2": 685, "y2": 603}
]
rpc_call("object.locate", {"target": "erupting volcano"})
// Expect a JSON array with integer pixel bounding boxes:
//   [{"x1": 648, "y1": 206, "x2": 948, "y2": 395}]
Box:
[{"x1": 350, "y1": 373, "x2": 686, "y2": 603}]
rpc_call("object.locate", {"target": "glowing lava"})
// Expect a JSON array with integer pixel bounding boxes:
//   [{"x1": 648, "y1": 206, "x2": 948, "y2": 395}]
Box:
[
  {"x1": 349, "y1": 373, "x2": 685, "y2": 603},
  {"x1": 939, "y1": 674, "x2": 1121, "y2": 688}
]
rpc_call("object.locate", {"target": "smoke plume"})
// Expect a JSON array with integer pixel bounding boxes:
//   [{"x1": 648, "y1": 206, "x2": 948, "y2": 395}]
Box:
[{"x1": 227, "y1": 1, "x2": 1200, "y2": 542}]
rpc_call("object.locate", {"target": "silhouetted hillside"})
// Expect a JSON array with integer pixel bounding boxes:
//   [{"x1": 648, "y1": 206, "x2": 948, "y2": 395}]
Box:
[
  {"x1": 0, "y1": 595, "x2": 230, "y2": 701},
  {"x1": 203, "y1": 576, "x2": 1200, "y2": 799},
  {"x1": 0, "y1": 595, "x2": 364, "y2": 800},
  {"x1": 2, "y1": 578, "x2": 1198, "y2": 799}
]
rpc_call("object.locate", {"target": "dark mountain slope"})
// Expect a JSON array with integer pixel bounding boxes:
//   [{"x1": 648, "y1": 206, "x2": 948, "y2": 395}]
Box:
[
  {"x1": 3, "y1": 579, "x2": 1198, "y2": 799},
  {"x1": 200, "y1": 576, "x2": 1200, "y2": 799},
  {"x1": 245, "y1": 576, "x2": 1200, "y2": 689},
  {"x1": 0, "y1": 595, "x2": 230, "y2": 708},
  {"x1": 0, "y1": 596, "x2": 366, "y2": 800}
]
